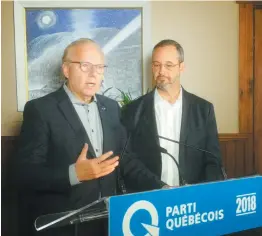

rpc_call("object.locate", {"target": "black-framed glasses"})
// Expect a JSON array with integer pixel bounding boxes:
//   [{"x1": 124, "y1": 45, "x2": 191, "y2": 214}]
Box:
[
  {"x1": 66, "y1": 61, "x2": 107, "y2": 74},
  {"x1": 152, "y1": 62, "x2": 180, "y2": 71}
]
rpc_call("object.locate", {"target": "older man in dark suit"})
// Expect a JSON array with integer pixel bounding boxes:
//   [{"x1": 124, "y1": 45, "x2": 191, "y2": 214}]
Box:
[{"x1": 16, "y1": 38, "x2": 165, "y2": 236}]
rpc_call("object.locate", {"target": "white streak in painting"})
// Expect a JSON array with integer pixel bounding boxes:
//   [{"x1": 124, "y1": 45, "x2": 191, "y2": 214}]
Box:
[{"x1": 102, "y1": 14, "x2": 141, "y2": 55}]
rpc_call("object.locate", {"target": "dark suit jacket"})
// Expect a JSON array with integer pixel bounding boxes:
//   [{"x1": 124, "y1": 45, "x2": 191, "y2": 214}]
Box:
[
  {"x1": 121, "y1": 88, "x2": 224, "y2": 185},
  {"x1": 15, "y1": 87, "x2": 164, "y2": 235}
]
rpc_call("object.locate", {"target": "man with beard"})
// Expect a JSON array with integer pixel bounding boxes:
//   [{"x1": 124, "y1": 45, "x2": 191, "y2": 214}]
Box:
[{"x1": 122, "y1": 39, "x2": 226, "y2": 189}]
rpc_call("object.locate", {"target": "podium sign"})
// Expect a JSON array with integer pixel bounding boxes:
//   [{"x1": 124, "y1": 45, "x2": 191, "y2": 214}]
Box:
[{"x1": 109, "y1": 176, "x2": 262, "y2": 236}]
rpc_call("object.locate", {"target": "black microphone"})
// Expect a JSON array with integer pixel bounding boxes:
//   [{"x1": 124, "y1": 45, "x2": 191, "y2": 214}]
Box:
[
  {"x1": 157, "y1": 145, "x2": 187, "y2": 186},
  {"x1": 116, "y1": 136, "x2": 129, "y2": 194},
  {"x1": 158, "y1": 135, "x2": 227, "y2": 180},
  {"x1": 117, "y1": 100, "x2": 145, "y2": 194}
]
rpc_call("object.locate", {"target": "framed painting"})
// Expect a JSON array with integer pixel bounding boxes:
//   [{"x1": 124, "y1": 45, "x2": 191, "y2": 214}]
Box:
[{"x1": 14, "y1": 1, "x2": 151, "y2": 111}]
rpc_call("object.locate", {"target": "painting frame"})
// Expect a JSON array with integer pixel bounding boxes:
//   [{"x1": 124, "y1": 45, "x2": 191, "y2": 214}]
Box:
[{"x1": 14, "y1": 0, "x2": 152, "y2": 111}]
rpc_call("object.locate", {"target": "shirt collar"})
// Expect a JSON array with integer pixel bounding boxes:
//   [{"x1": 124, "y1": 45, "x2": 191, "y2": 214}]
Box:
[
  {"x1": 154, "y1": 86, "x2": 183, "y2": 106},
  {"x1": 63, "y1": 82, "x2": 97, "y2": 105}
]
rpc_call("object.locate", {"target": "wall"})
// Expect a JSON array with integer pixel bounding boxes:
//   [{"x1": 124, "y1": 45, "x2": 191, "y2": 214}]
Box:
[
  {"x1": 151, "y1": 1, "x2": 239, "y2": 133},
  {"x1": 2, "y1": 1, "x2": 23, "y2": 136},
  {"x1": 1, "y1": 1, "x2": 239, "y2": 135}
]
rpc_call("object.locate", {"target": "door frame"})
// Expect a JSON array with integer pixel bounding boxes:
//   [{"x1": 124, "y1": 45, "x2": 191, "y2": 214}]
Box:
[{"x1": 238, "y1": 2, "x2": 262, "y2": 173}]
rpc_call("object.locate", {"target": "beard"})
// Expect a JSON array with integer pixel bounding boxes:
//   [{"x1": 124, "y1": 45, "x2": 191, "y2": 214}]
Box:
[{"x1": 155, "y1": 75, "x2": 178, "y2": 91}]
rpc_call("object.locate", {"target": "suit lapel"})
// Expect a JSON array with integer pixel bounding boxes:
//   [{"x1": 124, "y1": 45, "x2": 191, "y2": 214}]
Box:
[
  {"x1": 179, "y1": 88, "x2": 192, "y2": 172},
  {"x1": 180, "y1": 89, "x2": 191, "y2": 143},
  {"x1": 96, "y1": 95, "x2": 112, "y2": 154},
  {"x1": 140, "y1": 90, "x2": 160, "y2": 147},
  {"x1": 55, "y1": 88, "x2": 96, "y2": 157}
]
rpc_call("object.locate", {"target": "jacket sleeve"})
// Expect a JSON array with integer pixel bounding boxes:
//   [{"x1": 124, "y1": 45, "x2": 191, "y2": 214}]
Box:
[
  {"x1": 204, "y1": 104, "x2": 225, "y2": 181},
  {"x1": 117, "y1": 103, "x2": 166, "y2": 191},
  {"x1": 15, "y1": 101, "x2": 71, "y2": 193}
]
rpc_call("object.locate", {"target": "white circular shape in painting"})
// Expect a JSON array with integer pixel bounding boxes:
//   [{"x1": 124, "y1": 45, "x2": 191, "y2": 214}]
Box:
[{"x1": 37, "y1": 11, "x2": 57, "y2": 29}]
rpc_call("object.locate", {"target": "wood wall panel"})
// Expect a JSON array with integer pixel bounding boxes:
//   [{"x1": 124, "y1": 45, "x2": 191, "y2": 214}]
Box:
[
  {"x1": 2, "y1": 136, "x2": 19, "y2": 236},
  {"x1": 238, "y1": 4, "x2": 254, "y2": 133},
  {"x1": 219, "y1": 133, "x2": 254, "y2": 178},
  {"x1": 254, "y1": 8, "x2": 262, "y2": 174}
]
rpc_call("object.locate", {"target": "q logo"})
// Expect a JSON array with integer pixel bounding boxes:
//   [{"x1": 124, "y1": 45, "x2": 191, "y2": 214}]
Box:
[{"x1": 122, "y1": 200, "x2": 159, "y2": 236}]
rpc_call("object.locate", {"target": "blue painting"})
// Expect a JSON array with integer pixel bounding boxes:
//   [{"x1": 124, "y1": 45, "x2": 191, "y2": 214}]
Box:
[{"x1": 25, "y1": 9, "x2": 142, "y2": 101}]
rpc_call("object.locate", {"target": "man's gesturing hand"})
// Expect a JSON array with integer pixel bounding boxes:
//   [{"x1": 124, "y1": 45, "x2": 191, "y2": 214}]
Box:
[{"x1": 75, "y1": 143, "x2": 119, "y2": 182}]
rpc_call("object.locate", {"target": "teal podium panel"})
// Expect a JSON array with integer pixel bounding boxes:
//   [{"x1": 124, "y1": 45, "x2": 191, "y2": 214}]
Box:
[{"x1": 109, "y1": 176, "x2": 262, "y2": 236}]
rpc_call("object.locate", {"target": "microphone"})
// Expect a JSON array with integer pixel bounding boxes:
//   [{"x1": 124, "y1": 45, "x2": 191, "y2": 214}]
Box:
[
  {"x1": 117, "y1": 100, "x2": 145, "y2": 194},
  {"x1": 116, "y1": 136, "x2": 129, "y2": 194},
  {"x1": 158, "y1": 135, "x2": 227, "y2": 180},
  {"x1": 157, "y1": 145, "x2": 187, "y2": 186}
]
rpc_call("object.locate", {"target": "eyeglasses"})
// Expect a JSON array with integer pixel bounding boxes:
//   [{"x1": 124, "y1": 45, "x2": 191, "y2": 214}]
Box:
[
  {"x1": 66, "y1": 61, "x2": 107, "y2": 74},
  {"x1": 152, "y1": 62, "x2": 180, "y2": 71}
]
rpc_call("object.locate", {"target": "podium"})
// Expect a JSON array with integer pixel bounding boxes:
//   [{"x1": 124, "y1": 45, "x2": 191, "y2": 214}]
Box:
[{"x1": 35, "y1": 176, "x2": 262, "y2": 235}]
